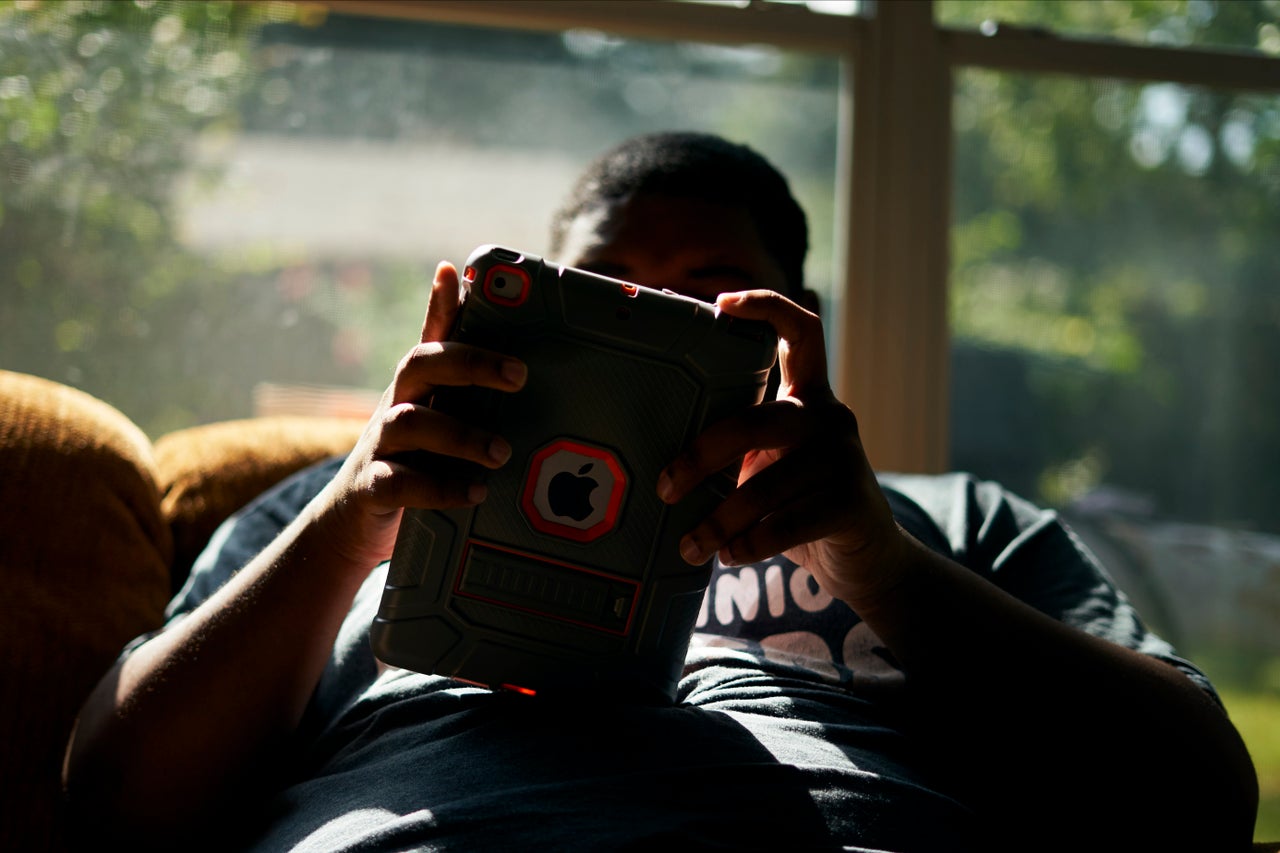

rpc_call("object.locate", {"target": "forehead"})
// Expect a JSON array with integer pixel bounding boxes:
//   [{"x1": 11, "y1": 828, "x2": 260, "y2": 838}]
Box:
[
  {"x1": 561, "y1": 193, "x2": 758, "y2": 257},
  {"x1": 555, "y1": 193, "x2": 786, "y2": 294}
]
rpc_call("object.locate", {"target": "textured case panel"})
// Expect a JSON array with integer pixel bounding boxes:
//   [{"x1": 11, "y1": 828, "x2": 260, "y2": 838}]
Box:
[
  {"x1": 471, "y1": 339, "x2": 697, "y2": 576},
  {"x1": 372, "y1": 245, "x2": 776, "y2": 702},
  {"x1": 456, "y1": 543, "x2": 638, "y2": 636}
]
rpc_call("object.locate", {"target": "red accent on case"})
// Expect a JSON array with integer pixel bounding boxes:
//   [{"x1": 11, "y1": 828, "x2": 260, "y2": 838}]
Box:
[
  {"x1": 520, "y1": 439, "x2": 627, "y2": 543},
  {"x1": 452, "y1": 539, "x2": 640, "y2": 636},
  {"x1": 502, "y1": 683, "x2": 538, "y2": 696},
  {"x1": 482, "y1": 264, "x2": 530, "y2": 306}
]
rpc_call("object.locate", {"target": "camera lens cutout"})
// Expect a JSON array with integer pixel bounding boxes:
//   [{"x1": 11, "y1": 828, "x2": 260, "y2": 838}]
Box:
[{"x1": 482, "y1": 263, "x2": 530, "y2": 306}]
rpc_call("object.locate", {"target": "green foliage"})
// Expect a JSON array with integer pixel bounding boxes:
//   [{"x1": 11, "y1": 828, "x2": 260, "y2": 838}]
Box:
[
  {"x1": 947, "y1": 3, "x2": 1280, "y2": 532},
  {"x1": 0, "y1": 0, "x2": 332, "y2": 435},
  {"x1": 0, "y1": 2, "x2": 840, "y2": 436},
  {"x1": 938, "y1": 0, "x2": 1280, "y2": 52}
]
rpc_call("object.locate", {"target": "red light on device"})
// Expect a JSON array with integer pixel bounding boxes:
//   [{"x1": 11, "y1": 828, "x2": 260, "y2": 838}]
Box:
[
  {"x1": 463, "y1": 265, "x2": 477, "y2": 283},
  {"x1": 502, "y1": 683, "x2": 538, "y2": 696},
  {"x1": 620, "y1": 283, "x2": 638, "y2": 297}
]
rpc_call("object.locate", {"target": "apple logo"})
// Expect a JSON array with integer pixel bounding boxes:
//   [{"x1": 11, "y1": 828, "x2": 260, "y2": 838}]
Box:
[
  {"x1": 524, "y1": 440, "x2": 626, "y2": 540},
  {"x1": 548, "y1": 463, "x2": 599, "y2": 522}
]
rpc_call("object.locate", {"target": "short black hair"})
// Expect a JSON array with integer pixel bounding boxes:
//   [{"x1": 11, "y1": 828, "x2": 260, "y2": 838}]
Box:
[{"x1": 549, "y1": 132, "x2": 808, "y2": 296}]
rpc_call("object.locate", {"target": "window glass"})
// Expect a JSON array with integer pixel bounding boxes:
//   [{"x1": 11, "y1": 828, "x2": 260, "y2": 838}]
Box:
[
  {"x1": 949, "y1": 67, "x2": 1280, "y2": 839},
  {"x1": 937, "y1": 0, "x2": 1280, "y2": 56},
  {"x1": 0, "y1": 1, "x2": 839, "y2": 435}
]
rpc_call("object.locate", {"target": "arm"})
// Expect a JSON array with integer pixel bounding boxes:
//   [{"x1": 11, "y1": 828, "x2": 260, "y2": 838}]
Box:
[
  {"x1": 659, "y1": 290, "x2": 1258, "y2": 849},
  {"x1": 63, "y1": 263, "x2": 528, "y2": 840}
]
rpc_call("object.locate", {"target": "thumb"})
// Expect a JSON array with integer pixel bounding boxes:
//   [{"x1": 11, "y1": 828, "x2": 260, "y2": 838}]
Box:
[
  {"x1": 420, "y1": 261, "x2": 461, "y2": 344},
  {"x1": 718, "y1": 289, "x2": 829, "y2": 396}
]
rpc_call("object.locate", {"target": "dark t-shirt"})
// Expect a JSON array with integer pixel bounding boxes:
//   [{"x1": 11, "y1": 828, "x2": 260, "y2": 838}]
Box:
[{"x1": 156, "y1": 458, "x2": 1212, "y2": 851}]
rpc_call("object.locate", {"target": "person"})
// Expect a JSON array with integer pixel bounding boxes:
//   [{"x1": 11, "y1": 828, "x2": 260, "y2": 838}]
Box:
[{"x1": 64, "y1": 132, "x2": 1257, "y2": 851}]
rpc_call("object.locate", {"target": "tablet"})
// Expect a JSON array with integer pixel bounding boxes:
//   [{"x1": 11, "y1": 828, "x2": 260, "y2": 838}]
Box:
[{"x1": 371, "y1": 244, "x2": 777, "y2": 702}]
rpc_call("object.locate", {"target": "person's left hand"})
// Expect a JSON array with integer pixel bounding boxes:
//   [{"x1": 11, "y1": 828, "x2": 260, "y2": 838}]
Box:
[{"x1": 656, "y1": 289, "x2": 908, "y2": 607}]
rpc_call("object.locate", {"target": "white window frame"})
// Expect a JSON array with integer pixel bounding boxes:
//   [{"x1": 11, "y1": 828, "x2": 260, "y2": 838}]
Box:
[{"x1": 317, "y1": 0, "x2": 1280, "y2": 474}]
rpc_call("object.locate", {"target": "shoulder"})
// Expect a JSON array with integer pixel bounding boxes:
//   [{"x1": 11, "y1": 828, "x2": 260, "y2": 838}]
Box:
[
  {"x1": 878, "y1": 471, "x2": 1067, "y2": 571},
  {"x1": 169, "y1": 454, "x2": 346, "y2": 617}
]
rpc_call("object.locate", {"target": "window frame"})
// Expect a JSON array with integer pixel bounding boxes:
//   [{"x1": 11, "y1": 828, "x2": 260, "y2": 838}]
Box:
[{"x1": 314, "y1": 0, "x2": 1280, "y2": 474}]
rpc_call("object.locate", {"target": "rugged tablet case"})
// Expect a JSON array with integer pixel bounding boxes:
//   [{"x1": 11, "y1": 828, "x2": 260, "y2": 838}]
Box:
[{"x1": 371, "y1": 245, "x2": 777, "y2": 703}]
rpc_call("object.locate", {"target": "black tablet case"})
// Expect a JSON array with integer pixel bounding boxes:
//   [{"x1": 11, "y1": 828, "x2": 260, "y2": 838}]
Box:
[{"x1": 371, "y1": 245, "x2": 777, "y2": 702}]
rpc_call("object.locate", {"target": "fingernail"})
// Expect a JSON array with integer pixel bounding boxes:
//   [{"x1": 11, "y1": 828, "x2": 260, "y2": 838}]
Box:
[
  {"x1": 488, "y1": 437, "x2": 512, "y2": 465},
  {"x1": 656, "y1": 471, "x2": 673, "y2": 502},
  {"x1": 680, "y1": 537, "x2": 706, "y2": 565},
  {"x1": 467, "y1": 483, "x2": 487, "y2": 504},
  {"x1": 502, "y1": 359, "x2": 527, "y2": 387}
]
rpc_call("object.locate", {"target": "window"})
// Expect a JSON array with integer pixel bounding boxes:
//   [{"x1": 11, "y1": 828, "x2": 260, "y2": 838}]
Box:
[
  {"x1": 942, "y1": 2, "x2": 1280, "y2": 842},
  {"x1": 938, "y1": 0, "x2": 1280, "y2": 55},
  {"x1": 0, "y1": 0, "x2": 839, "y2": 434}
]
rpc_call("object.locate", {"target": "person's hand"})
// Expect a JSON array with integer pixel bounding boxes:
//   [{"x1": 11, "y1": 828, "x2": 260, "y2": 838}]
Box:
[
  {"x1": 656, "y1": 289, "x2": 908, "y2": 607},
  {"x1": 315, "y1": 261, "x2": 528, "y2": 571}
]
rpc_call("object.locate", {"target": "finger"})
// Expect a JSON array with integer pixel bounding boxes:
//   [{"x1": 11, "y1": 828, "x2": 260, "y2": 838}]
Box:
[
  {"x1": 376, "y1": 403, "x2": 513, "y2": 469},
  {"x1": 421, "y1": 261, "x2": 462, "y2": 344},
  {"x1": 684, "y1": 444, "x2": 826, "y2": 550},
  {"x1": 675, "y1": 443, "x2": 835, "y2": 564},
  {"x1": 716, "y1": 483, "x2": 856, "y2": 567},
  {"x1": 390, "y1": 341, "x2": 527, "y2": 406},
  {"x1": 657, "y1": 399, "x2": 822, "y2": 504},
  {"x1": 717, "y1": 289, "x2": 829, "y2": 396},
  {"x1": 362, "y1": 457, "x2": 489, "y2": 511}
]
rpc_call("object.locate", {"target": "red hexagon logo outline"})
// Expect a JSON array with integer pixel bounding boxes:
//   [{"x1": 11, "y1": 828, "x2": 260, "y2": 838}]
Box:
[{"x1": 520, "y1": 439, "x2": 627, "y2": 542}]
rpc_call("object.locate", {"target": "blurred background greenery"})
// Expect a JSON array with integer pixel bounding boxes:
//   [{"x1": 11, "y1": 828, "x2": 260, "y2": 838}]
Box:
[{"x1": 0, "y1": 0, "x2": 841, "y2": 435}]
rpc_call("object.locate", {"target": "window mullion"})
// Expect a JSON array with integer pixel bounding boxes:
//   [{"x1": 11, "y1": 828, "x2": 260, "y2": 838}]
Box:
[
  {"x1": 842, "y1": 0, "x2": 952, "y2": 474},
  {"x1": 317, "y1": 0, "x2": 863, "y2": 53}
]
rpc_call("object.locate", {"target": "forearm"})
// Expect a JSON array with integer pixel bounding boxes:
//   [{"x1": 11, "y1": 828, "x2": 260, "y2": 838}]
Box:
[
  {"x1": 62, "y1": 264, "x2": 522, "y2": 842},
  {"x1": 850, "y1": 528, "x2": 1258, "y2": 847},
  {"x1": 63, "y1": 490, "x2": 378, "y2": 839},
  {"x1": 669, "y1": 292, "x2": 1256, "y2": 845}
]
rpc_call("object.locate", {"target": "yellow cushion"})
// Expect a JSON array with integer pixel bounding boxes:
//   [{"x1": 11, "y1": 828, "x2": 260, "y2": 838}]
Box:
[
  {"x1": 0, "y1": 369, "x2": 365, "y2": 850},
  {"x1": 154, "y1": 416, "x2": 364, "y2": 585},
  {"x1": 0, "y1": 370, "x2": 172, "y2": 852}
]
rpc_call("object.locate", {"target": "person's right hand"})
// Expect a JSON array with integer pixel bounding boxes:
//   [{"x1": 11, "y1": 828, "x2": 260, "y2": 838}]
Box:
[{"x1": 314, "y1": 261, "x2": 528, "y2": 572}]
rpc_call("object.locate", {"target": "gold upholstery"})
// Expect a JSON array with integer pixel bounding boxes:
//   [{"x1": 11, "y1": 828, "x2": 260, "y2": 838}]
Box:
[{"x1": 0, "y1": 370, "x2": 362, "y2": 851}]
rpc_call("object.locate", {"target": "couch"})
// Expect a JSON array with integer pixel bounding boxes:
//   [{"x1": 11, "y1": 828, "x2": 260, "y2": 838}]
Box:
[{"x1": 0, "y1": 369, "x2": 364, "y2": 851}]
